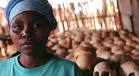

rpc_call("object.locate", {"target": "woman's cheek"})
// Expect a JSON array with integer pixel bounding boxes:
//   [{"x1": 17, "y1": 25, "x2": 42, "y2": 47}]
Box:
[{"x1": 10, "y1": 32, "x2": 20, "y2": 50}]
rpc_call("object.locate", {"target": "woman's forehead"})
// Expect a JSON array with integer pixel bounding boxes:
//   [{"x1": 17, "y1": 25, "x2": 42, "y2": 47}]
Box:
[
  {"x1": 17, "y1": 11, "x2": 47, "y2": 18},
  {"x1": 11, "y1": 11, "x2": 49, "y2": 23}
]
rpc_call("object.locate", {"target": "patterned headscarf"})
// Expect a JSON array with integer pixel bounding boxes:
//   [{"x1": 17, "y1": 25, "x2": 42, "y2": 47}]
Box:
[{"x1": 5, "y1": 0, "x2": 57, "y2": 29}]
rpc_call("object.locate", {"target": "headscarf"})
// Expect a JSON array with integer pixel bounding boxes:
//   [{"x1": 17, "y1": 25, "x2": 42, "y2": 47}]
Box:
[{"x1": 5, "y1": 0, "x2": 57, "y2": 29}]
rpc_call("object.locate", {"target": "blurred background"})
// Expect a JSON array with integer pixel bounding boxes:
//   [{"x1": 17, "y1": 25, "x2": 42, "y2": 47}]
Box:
[
  {"x1": 0, "y1": 0, "x2": 139, "y2": 76},
  {"x1": 0, "y1": 0, "x2": 121, "y2": 33}
]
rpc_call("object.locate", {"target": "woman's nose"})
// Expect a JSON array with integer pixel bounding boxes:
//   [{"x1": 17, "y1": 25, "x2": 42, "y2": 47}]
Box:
[
  {"x1": 21, "y1": 27, "x2": 32, "y2": 38},
  {"x1": 22, "y1": 31, "x2": 28, "y2": 38}
]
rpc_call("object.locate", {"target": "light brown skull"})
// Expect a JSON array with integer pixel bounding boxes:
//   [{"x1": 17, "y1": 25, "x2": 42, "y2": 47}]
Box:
[
  {"x1": 120, "y1": 61, "x2": 139, "y2": 76},
  {"x1": 93, "y1": 61, "x2": 116, "y2": 76}
]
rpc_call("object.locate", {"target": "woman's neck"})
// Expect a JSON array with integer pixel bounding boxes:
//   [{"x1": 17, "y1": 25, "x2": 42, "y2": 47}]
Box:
[{"x1": 19, "y1": 53, "x2": 50, "y2": 68}]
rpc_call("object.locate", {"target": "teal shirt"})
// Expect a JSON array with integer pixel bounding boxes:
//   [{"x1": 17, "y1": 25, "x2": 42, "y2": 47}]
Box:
[{"x1": 0, "y1": 55, "x2": 83, "y2": 76}]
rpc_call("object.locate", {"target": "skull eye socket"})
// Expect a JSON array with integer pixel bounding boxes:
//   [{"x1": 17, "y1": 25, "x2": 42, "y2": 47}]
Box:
[
  {"x1": 129, "y1": 73, "x2": 135, "y2": 76},
  {"x1": 101, "y1": 71, "x2": 109, "y2": 76},
  {"x1": 94, "y1": 72, "x2": 99, "y2": 76}
]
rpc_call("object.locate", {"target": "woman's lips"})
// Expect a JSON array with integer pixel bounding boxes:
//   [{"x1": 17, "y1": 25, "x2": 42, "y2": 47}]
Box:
[
  {"x1": 22, "y1": 41, "x2": 32, "y2": 45},
  {"x1": 22, "y1": 41, "x2": 33, "y2": 48}
]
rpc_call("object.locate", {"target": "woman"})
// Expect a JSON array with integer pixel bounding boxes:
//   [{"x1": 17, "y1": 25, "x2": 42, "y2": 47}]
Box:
[{"x1": 0, "y1": 0, "x2": 84, "y2": 76}]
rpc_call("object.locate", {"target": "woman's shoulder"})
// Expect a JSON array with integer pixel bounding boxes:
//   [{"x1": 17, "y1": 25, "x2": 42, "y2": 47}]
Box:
[
  {"x1": 50, "y1": 55, "x2": 84, "y2": 76},
  {"x1": 53, "y1": 55, "x2": 76, "y2": 66},
  {"x1": 0, "y1": 56, "x2": 18, "y2": 75},
  {"x1": 0, "y1": 56, "x2": 17, "y2": 66}
]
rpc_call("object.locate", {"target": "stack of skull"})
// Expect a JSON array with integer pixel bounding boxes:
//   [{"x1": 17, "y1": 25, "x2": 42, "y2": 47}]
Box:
[{"x1": 47, "y1": 28, "x2": 139, "y2": 76}]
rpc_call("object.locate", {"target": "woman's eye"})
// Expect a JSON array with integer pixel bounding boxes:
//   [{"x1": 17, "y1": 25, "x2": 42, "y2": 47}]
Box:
[
  {"x1": 34, "y1": 23, "x2": 39, "y2": 29},
  {"x1": 15, "y1": 25, "x2": 23, "y2": 30},
  {"x1": 33, "y1": 22, "x2": 43, "y2": 29},
  {"x1": 12, "y1": 25, "x2": 23, "y2": 32}
]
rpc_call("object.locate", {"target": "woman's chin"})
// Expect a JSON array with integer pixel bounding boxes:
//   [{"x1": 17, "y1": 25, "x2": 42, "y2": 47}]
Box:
[{"x1": 19, "y1": 46, "x2": 34, "y2": 55}]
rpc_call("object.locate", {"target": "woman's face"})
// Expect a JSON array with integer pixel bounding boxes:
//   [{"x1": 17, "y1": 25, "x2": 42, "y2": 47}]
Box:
[{"x1": 9, "y1": 11, "x2": 51, "y2": 56}]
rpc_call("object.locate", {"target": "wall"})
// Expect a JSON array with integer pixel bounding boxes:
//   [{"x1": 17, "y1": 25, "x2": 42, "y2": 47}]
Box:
[
  {"x1": 118, "y1": 0, "x2": 132, "y2": 32},
  {"x1": 118, "y1": 0, "x2": 139, "y2": 33},
  {"x1": 132, "y1": 0, "x2": 139, "y2": 33}
]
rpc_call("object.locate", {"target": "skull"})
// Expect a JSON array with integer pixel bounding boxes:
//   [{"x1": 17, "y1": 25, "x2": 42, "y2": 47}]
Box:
[
  {"x1": 120, "y1": 61, "x2": 139, "y2": 76},
  {"x1": 93, "y1": 61, "x2": 116, "y2": 76}
]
